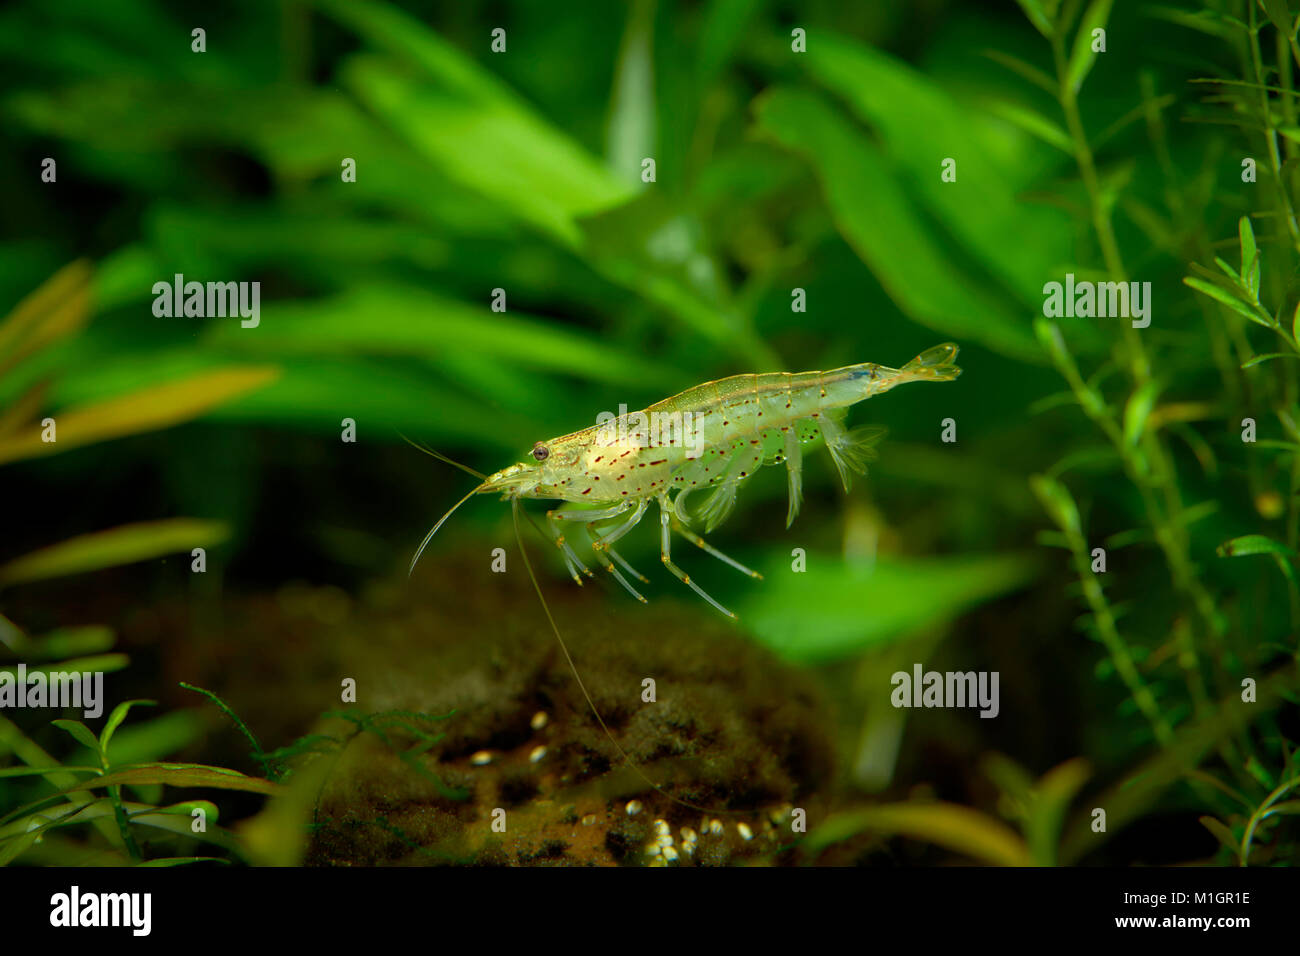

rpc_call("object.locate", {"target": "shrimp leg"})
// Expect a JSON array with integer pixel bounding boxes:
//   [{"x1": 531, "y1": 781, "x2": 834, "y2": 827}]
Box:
[
  {"x1": 547, "y1": 508, "x2": 598, "y2": 584},
  {"x1": 782, "y1": 426, "x2": 803, "y2": 528},
  {"x1": 591, "y1": 499, "x2": 650, "y2": 584},
  {"x1": 657, "y1": 494, "x2": 735, "y2": 618},
  {"x1": 550, "y1": 502, "x2": 646, "y2": 594},
  {"x1": 580, "y1": 503, "x2": 651, "y2": 603},
  {"x1": 670, "y1": 516, "x2": 762, "y2": 580}
]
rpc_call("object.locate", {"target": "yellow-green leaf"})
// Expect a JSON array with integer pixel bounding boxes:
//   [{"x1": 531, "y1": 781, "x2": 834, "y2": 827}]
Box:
[
  {"x1": 806, "y1": 802, "x2": 1032, "y2": 866},
  {"x1": 0, "y1": 366, "x2": 279, "y2": 466},
  {"x1": 0, "y1": 261, "x2": 93, "y2": 377},
  {"x1": 0, "y1": 519, "x2": 228, "y2": 587}
]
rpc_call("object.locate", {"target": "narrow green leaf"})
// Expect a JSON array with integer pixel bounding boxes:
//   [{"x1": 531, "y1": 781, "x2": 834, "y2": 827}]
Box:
[
  {"x1": 1241, "y1": 352, "x2": 1300, "y2": 368},
  {"x1": 138, "y1": 857, "x2": 233, "y2": 867},
  {"x1": 1259, "y1": 0, "x2": 1295, "y2": 38},
  {"x1": 1183, "y1": 277, "x2": 1272, "y2": 327},
  {"x1": 100, "y1": 700, "x2": 157, "y2": 760},
  {"x1": 984, "y1": 101, "x2": 1074, "y2": 153},
  {"x1": 1214, "y1": 256, "x2": 1246, "y2": 285},
  {"x1": 1030, "y1": 474, "x2": 1082, "y2": 537},
  {"x1": 0, "y1": 766, "x2": 100, "y2": 779},
  {"x1": 1198, "y1": 816, "x2": 1241, "y2": 859},
  {"x1": 2, "y1": 765, "x2": 279, "y2": 825},
  {"x1": 0, "y1": 261, "x2": 93, "y2": 378},
  {"x1": 980, "y1": 49, "x2": 1057, "y2": 94},
  {"x1": 1217, "y1": 535, "x2": 1296, "y2": 558},
  {"x1": 1123, "y1": 381, "x2": 1161, "y2": 446},
  {"x1": 607, "y1": 0, "x2": 656, "y2": 185},
  {"x1": 1239, "y1": 216, "x2": 1259, "y2": 293},
  {"x1": 51, "y1": 719, "x2": 100, "y2": 754},
  {"x1": 1027, "y1": 758, "x2": 1091, "y2": 866},
  {"x1": 0, "y1": 829, "x2": 44, "y2": 867},
  {"x1": 1014, "y1": 0, "x2": 1055, "y2": 37},
  {"x1": 806, "y1": 802, "x2": 1032, "y2": 865},
  {"x1": 0, "y1": 367, "x2": 279, "y2": 466},
  {"x1": 87, "y1": 764, "x2": 279, "y2": 795},
  {"x1": 1067, "y1": 0, "x2": 1116, "y2": 93},
  {"x1": 1, "y1": 655, "x2": 129, "y2": 677}
]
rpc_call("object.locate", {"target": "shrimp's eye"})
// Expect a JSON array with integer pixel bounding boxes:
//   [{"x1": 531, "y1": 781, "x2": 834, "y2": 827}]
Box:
[{"x1": 531, "y1": 444, "x2": 549, "y2": 462}]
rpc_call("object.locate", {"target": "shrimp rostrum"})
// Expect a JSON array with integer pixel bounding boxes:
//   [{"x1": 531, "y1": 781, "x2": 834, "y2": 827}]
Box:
[{"x1": 415, "y1": 343, "x2": 961, "y2": 618}]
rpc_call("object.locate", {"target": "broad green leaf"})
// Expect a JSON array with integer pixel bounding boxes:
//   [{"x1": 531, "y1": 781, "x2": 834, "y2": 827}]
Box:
[
  {"x1": 738, "y1": 552, "x2": 1038, "y2": 663},
  {"x1": 806, "y1": 802, "x2": 1032, "y2": 865},
  {"x1": 205, "y1": 285, "x2": 680, "y2": 390},
  {"x1": 607, "y1": 0, "x2": 656, "y2": 185},
  {"x1": 800, "y1": 36, "x2": 1075, "y2": 312},
  {"x1": 1067, "y1": 0, "x2": 1115, "y2": 94},
  {"x1": 48, "y1": 349, "x2": 554, "y2": 450},
  {"x1": 576, "y1": 191, "x2": 778, "y2": 368},
  {"x1": 0, "y1": 366, "x2": 279, "y2": 465},
  {"x1": 754, "y1": 88, "x2": 1039, "y2": 360},
  {"x1": 0, "y1": 519, "x2": 228, "y2": 587},
  {"x1": 339, "y1": 54, "x2": 631, "y2": 248}
]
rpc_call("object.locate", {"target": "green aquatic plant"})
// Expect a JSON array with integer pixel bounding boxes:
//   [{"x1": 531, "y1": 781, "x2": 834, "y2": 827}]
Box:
[
  {"x1": 1008, "y1": 0, "x2": 1299, "y2": 865},
  {"x1": 0, "y1": 264, "x2": 281, "y2": 865}
]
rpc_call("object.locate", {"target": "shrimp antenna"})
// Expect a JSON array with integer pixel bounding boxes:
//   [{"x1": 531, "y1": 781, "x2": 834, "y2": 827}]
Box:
[
  {"x1": 399, "y1": 432, "x2": 488, "y2": 481},
  {"x1": 510, "y1": 498, "x2": 742, "y2": 817},
  {"x1": 409, "y1": 482, "x2": 484, "y2": 578},
  {"x1": 404, "y1": 432, "x2": 558, "y2": 551}
]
